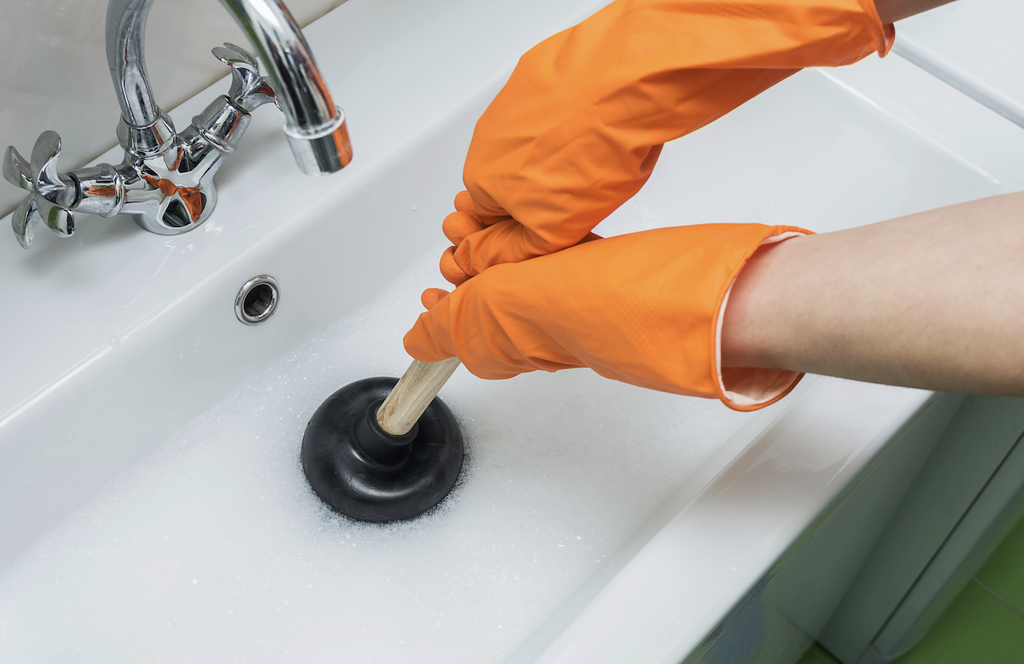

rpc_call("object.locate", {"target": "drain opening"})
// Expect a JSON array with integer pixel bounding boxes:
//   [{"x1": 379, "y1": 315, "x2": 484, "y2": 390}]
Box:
[{"x1": 235, "y1": 276, "x2": 280, "y2": 325}]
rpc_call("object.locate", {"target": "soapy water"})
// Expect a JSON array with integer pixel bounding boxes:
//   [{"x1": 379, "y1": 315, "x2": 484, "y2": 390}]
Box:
[{"x1": 0, "y1": 219, "x2": 752, "y2": 663}]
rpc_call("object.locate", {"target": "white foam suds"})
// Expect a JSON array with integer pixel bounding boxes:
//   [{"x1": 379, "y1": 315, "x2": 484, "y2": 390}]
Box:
[{"x1": 0, "y1": 237, "x2": 752, "y2": 663}]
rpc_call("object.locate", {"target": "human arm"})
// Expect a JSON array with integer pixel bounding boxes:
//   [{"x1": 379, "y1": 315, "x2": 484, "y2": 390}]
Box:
[
  {"x1": 405, "y1": 0, "x2": 994, "y2": 411},
  {"x1": 438, "y1": 0, "x2": 893, "y2": 287},
  {"x1": 409, "y1": 223, "x2": 811, "y2": 411},
  {"x1": 441, "y1": 0, "x2": 962, "y2": 288},
  {"x1": 874, "y1": 0, "x2": 957, "y2": 24},
  {"x1": 722, "y1": 192, "x2": 1024, "y2": 396},
  {"x1": 408, "y1": 194, "x2": 1024, "y2": 410}
]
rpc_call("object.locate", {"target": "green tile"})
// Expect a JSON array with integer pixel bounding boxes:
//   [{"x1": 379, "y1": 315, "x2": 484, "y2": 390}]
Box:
[
  {"x1": 797, "y1": 644, "x2": 842, "y2": 664},
  {"x1": 976, "y1": 516, "x2": 1024, "y2": 613},
  {"x1": 894, "y1": 580, "x2": 1024, "y2": 664}
]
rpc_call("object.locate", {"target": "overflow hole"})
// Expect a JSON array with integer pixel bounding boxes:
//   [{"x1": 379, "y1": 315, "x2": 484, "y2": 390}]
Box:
[{"x1": 235, "y1": 276, "x2": 280, "y2": 325}]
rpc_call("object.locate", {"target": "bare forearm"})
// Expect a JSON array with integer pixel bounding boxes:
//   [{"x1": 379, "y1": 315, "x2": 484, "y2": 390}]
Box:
[
  {"x1": 722, "y1": 192, "x2": 1024, "y2": 395},
  {"x1": 873, "y1": 0, "x2": 957, "y2": 24}
]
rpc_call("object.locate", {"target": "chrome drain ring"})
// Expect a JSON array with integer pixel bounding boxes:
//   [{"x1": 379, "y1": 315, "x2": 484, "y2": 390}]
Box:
[{"x1": 235, "y1": 275, "x2": 280, "y2": 325}]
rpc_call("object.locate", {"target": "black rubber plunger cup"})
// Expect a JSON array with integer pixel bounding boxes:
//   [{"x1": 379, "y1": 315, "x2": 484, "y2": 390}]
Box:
[{"x1": 301, "y1": 358, "x2": 464, "y2": 522}]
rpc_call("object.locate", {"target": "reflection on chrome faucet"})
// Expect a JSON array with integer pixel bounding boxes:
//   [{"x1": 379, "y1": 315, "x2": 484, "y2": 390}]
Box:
[{"x1": 1, "y1": 0, "x2": 352, "y2": 249}]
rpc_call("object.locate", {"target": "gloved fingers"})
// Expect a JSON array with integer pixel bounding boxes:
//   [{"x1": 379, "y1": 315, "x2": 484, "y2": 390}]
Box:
[
  {"x1": 420, "y1": 287, "x2": 450, "y2": 310},
  {"x1": 405, "y1": 295, "x2": 458, "y2": 364},
  {"x1": 450, "y1": 217, "x2": 590, "y2": 279},
  {"x1": 440, "y1": 246, "x2": 470, "y2": 286},
  {"x1": 441, "y1": 223, "x2": 600, "y2": 287},
  {"x1": 455, "y1": 189, "x2": 512, "y2": 227},
  {"x1": 442, "y1": 210, "x2": 485, "y2": 246},
  {"x1": 452, "y1": 190, "x2": 480, "y2": 220},
  {"x1": 404, "y1": 267, "x2": 547, "y2": 380},
  {"x1": 407, "y1": 288, "x2": 536, "y2": 380}
]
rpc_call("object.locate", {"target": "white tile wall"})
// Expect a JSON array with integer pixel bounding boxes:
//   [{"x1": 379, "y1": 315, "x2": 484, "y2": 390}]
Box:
[{"x1": 0, "y1": 0, "x2": 346, "y2": 220}]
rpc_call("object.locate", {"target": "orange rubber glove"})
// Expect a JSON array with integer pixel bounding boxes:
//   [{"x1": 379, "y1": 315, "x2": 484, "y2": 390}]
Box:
[
  {"x1": 440, "y1": 0, "x2": 892, "y2": 286},
  {"x1": 408, "y1": 224, "x2": 811, "y2": 411}
]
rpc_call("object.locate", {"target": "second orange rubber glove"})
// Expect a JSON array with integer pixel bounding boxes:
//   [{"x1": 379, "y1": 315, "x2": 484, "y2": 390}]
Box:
[
  {"x1": 440, "y1": 0, "x2": 892, "y2": 286},
  {"x1": 408, "y1": 224, "x2": 811, "y2": 411}
]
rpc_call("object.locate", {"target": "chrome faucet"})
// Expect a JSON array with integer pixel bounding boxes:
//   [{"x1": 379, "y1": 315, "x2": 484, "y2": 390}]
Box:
[{"x1": 2, "y1": 0, "x2": 352, "y2": 249}]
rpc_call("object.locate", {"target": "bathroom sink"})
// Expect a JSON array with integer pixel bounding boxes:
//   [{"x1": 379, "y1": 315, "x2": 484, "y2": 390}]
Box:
[{"x1": 2, "y1": 0, "x2": 1023, "y2": 662}]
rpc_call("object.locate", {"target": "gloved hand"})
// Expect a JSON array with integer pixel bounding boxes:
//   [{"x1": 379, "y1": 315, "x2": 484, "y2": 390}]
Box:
[
  {"x1": 408, "y1": 224, "x2": 811, "y2": 411},
  {"x1": 439, "y1": 0, "x2": 892, "y2": 287}
]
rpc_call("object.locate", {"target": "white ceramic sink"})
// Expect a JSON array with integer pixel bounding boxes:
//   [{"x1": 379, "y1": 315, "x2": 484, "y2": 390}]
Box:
[{"x1": 1, "y1": 1, "x2": 1022, "y2": 662}]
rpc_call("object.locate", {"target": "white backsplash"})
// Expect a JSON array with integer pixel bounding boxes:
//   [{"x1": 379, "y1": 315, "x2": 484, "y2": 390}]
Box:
[{"x1": 0, "y1": 0, "x2": 346, "y2": 220}]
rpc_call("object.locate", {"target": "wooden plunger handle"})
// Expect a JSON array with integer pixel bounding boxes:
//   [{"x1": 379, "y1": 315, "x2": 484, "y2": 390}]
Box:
[{"x1": 375, "y1": 357, "x2": 461, "y2": 436}]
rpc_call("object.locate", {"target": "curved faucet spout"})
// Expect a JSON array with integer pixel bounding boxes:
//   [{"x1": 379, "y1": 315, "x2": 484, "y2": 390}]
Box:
[{"x1": 106, "y1": 0, "x2": 352, "y2": 174}]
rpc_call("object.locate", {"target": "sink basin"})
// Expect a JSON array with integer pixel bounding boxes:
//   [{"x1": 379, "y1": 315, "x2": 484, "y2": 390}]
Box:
[{"x1": 2, "y1": 1, "x2": 1022, "y2": 662}]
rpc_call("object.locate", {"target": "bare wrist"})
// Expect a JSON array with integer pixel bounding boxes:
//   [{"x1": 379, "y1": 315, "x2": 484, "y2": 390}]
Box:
[{"x1": 720, "y1": 233, "x2": 809, "y2": 370}]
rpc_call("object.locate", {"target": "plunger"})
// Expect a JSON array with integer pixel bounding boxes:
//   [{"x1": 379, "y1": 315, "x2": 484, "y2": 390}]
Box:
[{"x1": 301, "y1": 357, "x2": 464, "y2": 522}]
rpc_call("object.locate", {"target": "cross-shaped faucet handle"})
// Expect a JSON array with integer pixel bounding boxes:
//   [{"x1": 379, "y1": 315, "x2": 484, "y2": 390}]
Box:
[
  {"x1": 212, "y1": 42, "x2": 279, "y2": 113},
  {"x1": 3, "y1": 131, "x2": 78, "y2": 249}
]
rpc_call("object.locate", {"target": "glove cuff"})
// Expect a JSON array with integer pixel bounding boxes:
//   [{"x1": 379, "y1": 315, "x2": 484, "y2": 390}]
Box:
[
  {"x1": 855, "y1": 0, "x2": 897, "y2": 58},
  {"x1": 714, "y1": 230, "x2": 810, "y2": 411}
]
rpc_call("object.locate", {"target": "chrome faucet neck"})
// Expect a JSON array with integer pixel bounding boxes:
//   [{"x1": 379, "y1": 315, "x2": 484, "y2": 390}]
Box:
[{"x1": 107, "y1": 0, "x2": 161, "y2": 129}]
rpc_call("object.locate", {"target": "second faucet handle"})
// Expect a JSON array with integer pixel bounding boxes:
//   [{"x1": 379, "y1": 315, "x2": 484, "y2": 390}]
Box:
[
  {"x1": 213, "y1": 42, "x2": 278, "y2": 113},
  {"x1": 3, "y1": 131, "x2": 77, "y2": 249}
]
